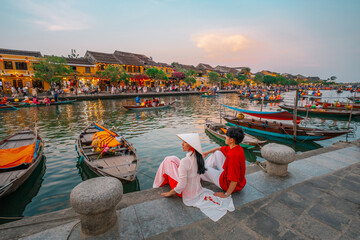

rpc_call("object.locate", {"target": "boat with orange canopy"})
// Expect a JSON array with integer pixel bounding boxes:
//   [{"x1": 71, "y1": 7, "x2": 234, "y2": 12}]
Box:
[
  {"x1": 75, "y1": 123, "x2": 138, "y2": 182},
  {"x1": 0, "y1": 128, "x2": 43, "y2": 198}
]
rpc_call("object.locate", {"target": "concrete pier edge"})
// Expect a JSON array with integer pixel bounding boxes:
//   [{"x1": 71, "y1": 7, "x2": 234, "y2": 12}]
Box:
[{"x1": 0, "y1": 138, "x2": 358, "y2": 239}]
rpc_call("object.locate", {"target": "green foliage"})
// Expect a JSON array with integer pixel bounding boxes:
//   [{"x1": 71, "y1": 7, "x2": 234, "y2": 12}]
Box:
[
  {"x1": 184, "y1": 69, "x2": 197, "y2": 84},
  {"x1": 33, "y1": 56, "x2": 72, "y2": 84},
  {"x1": 254, "y1": 74, "x2": 263, "y2": 83},
  {"x1": 101, "y1": 65, "x2": 130, "y2": 83},
  {"x1": 263, "y1": 75, "x2": 277, "y2": 86},
  {"x1": 225, "y1": 73, "x2": 234, "y2": 82},
  {"x1": 208, "y1": 71, "x2": 220, "y2": 85},
  {"x1": 241, "y1": 67, "x2": 251, "y2": 74},
  {"x1": 237, "y1": 74, "x2": 247, "y2": 81},
  {"x1": 145, "y1": 68, "x2": 168, "y2": 86},
  {"x1": 221, "y1": 78, "x2": 228, "y2": 84}
]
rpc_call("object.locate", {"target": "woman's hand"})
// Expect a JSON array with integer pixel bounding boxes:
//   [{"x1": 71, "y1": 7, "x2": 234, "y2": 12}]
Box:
[
  {"x1": 161, "y1": 189, "x2": 176, "y2": 197},
  {"x1": 214, "y1": 192, "x2": 228, "y2": 198},
  {"x1": 203, "y1": 151, "x2": 209, "y2": 158}
]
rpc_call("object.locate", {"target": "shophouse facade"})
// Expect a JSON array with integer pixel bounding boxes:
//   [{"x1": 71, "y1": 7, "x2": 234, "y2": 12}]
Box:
[{"x1": 0, "y1": 48, "x2": 42, "y2": 94}]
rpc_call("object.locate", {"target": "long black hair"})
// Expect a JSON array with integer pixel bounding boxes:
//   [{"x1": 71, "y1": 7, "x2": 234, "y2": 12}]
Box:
[{"x1": 192, "y1": 150, "x2": 207, "y2": 174}]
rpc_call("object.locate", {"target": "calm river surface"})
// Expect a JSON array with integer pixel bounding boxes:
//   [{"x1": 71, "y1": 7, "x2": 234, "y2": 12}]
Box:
[{"x1": 0, "y1": 90, "x2": 359, "y2": 222}]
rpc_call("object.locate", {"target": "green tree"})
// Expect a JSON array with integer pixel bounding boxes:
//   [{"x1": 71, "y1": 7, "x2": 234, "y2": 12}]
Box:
[
  {"x1": 237, "y1": 74, "x2": 247, "y2": 81},
  {"x1": 100, "y1": 65, "x2": 130, "y2": 84},
  {"x1": 145, "y1": 68, "x2": 168, "y2": 86},
  {"x1": 254, "y1": 74, "x2": 264, "y2": 84},
  {"x1": 276, "y1": 75, "x2": 289, "y2": 85},
  {"x1": 241, "y1": 67, "x2": 251, "y2": 75},
  {"x1": 226, "y1": 73, "x2": 234, "y2": 82},
  {"x1": 33, "y1": 56, "x2": 72, "y2": 85},
  {"x1": 184, "y1": 69, "x2": 197, "y2": 85},
  {"x1": 263, "y1": 75, "x2": 277, "y2": 86},
  {"x1": 208, "y1": 71, "x2": 220, "y2": 85}
]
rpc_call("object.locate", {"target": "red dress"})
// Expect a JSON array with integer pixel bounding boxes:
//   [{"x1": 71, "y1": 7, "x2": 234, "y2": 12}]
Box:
[{"x1": 219, "y1": 145, "x2": 246, "y2": 192}]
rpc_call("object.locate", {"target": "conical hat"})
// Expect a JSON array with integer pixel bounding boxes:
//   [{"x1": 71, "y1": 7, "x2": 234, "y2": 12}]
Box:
[{"x1": 177, "y1": 133, "x2": 203, "y2": 154}]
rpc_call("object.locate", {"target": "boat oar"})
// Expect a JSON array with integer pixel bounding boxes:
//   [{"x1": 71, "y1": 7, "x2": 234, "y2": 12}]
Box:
[
  {"x1": 32, "y1": 140, "x2": 40, "y2": 162},
  {"x1": 6, "y1": 104, "x2": 19, "y2": 110}
]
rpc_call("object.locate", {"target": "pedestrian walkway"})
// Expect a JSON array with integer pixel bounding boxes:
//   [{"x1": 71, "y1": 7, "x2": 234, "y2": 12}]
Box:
[{"x1": 19, "y1": 145, "x2": 360, "y2": 240}]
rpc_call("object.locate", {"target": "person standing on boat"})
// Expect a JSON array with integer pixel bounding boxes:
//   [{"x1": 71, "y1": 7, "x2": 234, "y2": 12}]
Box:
[
  {"x1": 153, "y1": 133, "x2": 235, "y2": 222},
  {"x1": 201, "y1": 127, "x2": 246, "y2": 198},
  {"x1": 54, "y1": 89, "x2": 59, "y2": 102},
  {"x1": 135, "y1": 96, "x2": 140, "y2": 106}
]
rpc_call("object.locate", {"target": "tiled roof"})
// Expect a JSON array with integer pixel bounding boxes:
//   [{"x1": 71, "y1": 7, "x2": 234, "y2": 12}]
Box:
[
  {"x1": 132, "y1": 53, "x2": 159, "y2": 66},
  {"x1": 0, "y1": 48, "x2": 42, "y2": 57},
  {"x1": 157, "y1": 62, "x2": 171, "y2": 68},
  {"x1": 196, "y1": 63, "x2": 215, "y2": 71},
  {"x1": 85, "y1": 51, "x2": 121, "y2": 64},
  {"x1": 65, "y1": 57, "x2": 94, "y2": 66},
  {"x1": 214, "y1": 65, "x2": 239, "y2": 74},
  {"x1": 173, "y1": 63, "x2": 201, "y2": 72},
  {"x1": 113, "y1": 51, "x2": 144, "y2": 66}
]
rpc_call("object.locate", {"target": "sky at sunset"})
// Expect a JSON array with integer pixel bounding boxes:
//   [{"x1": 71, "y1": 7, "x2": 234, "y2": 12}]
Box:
[{"x1": 0, "y1": 0, "x2": 359, "y2": 82}]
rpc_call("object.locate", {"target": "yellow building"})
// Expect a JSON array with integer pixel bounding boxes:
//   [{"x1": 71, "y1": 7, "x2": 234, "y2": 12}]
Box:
[
  {"x1": 84, "y1": 50, "x2": 172, "y2": 88},
  {"x1": 63, "y1": 57, "x2": 96, "y2": 90},
  {"x1": 0, "y1": 48, "x2": 41, "y2": 94}
]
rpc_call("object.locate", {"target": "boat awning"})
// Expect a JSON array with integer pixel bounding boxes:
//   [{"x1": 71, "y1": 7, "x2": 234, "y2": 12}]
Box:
[
  {"x1": 92, "y1": 123, "x2": 120, "y2": 148},
  {"x1": 93, "y1": 131, "x2": 121, "y2": 148},
  {"x1": 0, "y1": 142, "x2": 36, "y2": 169},
  {"x1": 221, "y1": 104, "x2": 303, "y2": 121}
]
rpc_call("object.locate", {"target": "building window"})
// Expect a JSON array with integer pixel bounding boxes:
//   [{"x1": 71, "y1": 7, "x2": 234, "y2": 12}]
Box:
[
  {"x1": 4, "y1": 61, "x2": 13, "y2": 69},
  {"x1": 15, "y1": 62, "x2": 28, "y2": 70},
  {"x1": 85, "y1": 67, "x2": 91, "y2": 73},
  {"x1": 72, "y1": 66, "x2": 77, "y2": 71}
]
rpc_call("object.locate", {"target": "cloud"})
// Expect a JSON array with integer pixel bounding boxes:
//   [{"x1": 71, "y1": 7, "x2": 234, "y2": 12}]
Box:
[
  {"x1": 192, "y1": 33, "x2": 250, "y2": 55},
  {"x1": 20, "y1": 0, "x2": 90, "y2": 31}
]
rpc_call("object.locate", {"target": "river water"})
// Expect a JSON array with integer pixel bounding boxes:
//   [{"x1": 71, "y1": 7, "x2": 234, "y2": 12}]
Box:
[{"x1": 0, "y1": 90, "x2": 359, "y2": 223}]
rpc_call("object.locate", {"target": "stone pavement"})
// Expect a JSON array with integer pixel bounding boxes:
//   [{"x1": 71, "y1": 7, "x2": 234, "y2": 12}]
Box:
[{"x1": 18, "y1": 144, "x2": 360, "y2": 240}]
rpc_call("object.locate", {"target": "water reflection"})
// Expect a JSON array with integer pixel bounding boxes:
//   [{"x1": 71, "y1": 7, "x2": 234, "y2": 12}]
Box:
[
  {"x1": 0, "y1": 156, "x2": 46, "y2": 225},
  {"x1": 0, "y1": 91, "x2": 358, "y2": 219}
]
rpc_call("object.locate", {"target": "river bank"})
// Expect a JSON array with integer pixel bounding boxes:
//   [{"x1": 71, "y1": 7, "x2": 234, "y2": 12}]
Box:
[{"x1": 0, "y1": 138, "x2": 359, "y2": 239}]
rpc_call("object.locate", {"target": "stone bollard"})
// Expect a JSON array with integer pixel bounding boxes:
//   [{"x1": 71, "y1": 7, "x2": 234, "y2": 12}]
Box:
[
  {"x1": 261, "y1": 143, "x2": 295, "y2": 177},
  {"x1": 70, "y1": 177, "x2": 123, "y2": 237}
]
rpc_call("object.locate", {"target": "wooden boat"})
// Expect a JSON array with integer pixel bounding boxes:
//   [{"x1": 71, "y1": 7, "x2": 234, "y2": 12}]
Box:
[
  {"x1": 75, "y1": 123, "x2": 138, "y2": 182},
  {"x1": 300, "y1": 95, "x2": 322, "y2": 99},
  {"x1": 0, "y1": 128, "x2": 43, "y2": 198},
  {"x1": 0, "y1": 104, "x2": 18, "y2": 111},
  {"x1": 223, "y1": 116, "x2": 350, "y2": 141},
  {"x1": 202, "y1": 94, "x2": 219, "y2": 98},
  {"x1": 12, "y1": 100, "x2": 76, "y2": 108},
  {"x1": 317, "y1": 101, "x2": 360, "y2": 110},
  {"x1": 279, "y1": 104, "x2": 360, "y2": 118},
  {"x1": 348, "y1": 97, "x2": 360, "y2": 103},
  {"x1": 123, "y1": 101, "x2": 174, "y2": 111},
  {"x1": 238, "y1": 95, "x2": 283, "y2": 103},
  {"x1": 204, "y1": 120, "x2": 266, "y2": 149}
]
